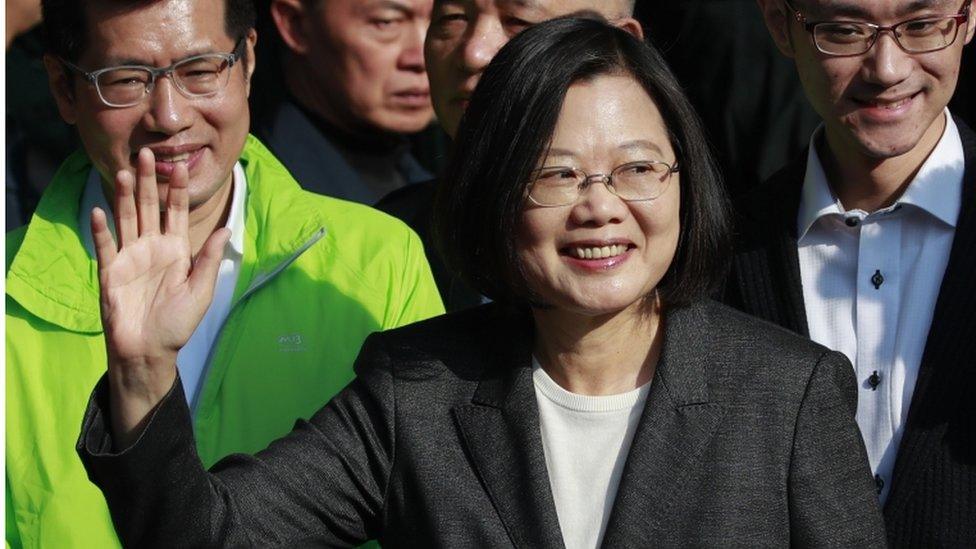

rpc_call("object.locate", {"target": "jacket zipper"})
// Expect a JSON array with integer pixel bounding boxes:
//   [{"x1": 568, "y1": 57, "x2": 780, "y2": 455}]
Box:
[{"x1": 189, "y1": 227, "x2": 327, "y2": 415}]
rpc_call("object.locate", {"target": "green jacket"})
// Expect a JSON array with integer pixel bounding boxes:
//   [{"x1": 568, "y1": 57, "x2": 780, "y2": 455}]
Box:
[{"x1": 5, "y1": 136, "x2": 445, "y2": 548}]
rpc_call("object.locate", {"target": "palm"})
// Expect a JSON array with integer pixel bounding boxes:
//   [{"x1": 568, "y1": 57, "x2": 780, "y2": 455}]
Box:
[{"x1": 100, "y1": 233, "x2": 201, "y2": 361}]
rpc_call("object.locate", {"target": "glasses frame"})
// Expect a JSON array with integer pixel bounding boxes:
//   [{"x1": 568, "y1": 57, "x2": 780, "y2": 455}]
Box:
[
  {"x1": 60, "y1": 37, "x2": 246, "y2": 108},
  {"x1": 782, "y1": 0, "x2": 972, "y2": 56},
  {"x1": 527, "y1": 160, "x2": 680, "y2": 208}
]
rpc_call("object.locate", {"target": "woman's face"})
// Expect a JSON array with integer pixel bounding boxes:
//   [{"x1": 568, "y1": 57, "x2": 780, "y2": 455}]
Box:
[{"x1": 517, "y1": 73, "x2": 681, "y2": 316}]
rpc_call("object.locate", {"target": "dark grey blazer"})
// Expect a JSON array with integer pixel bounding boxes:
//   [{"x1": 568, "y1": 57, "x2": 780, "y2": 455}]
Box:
[
  {"x1": 78, "y1": 301, "x2": 885, "y2": 548},
  {"x1": 724, "y1": 118, "x2": 976, "y2": 547}
]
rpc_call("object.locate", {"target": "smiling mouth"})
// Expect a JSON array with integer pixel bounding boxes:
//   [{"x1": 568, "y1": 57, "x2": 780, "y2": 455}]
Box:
[
  {"x1": 853, "y1": 91, "x2": 919, "y2": 110},
  {"x1": 564, "y1": 244, "x2": 633, "y2": 260}
]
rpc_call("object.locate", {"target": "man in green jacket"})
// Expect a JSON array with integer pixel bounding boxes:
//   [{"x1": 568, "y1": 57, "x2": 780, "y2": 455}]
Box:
[{"x1": 5, "y1": 0, "x2": 444, "y2": 547}]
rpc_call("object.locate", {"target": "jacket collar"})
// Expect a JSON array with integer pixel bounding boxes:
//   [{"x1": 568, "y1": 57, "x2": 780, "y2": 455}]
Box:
[
  {"x1": 6, "y1": 149, "x2": 101, "y2": 332},
  {"x1": 254, "y1": 99, "x2": 431, "y2": 204},
  {"x1": 233, "y1": 135, "x2": 328, "y2": 301},
  {"x1": 453, "y1": 301, "x2": 724, "y2": 547},
  {"x1": 5, "y1": 135, "x2": 326, "y2": 333}
]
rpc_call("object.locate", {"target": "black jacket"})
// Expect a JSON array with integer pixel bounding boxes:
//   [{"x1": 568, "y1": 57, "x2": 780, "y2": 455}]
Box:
[
  {"x1": 725, "y1": 117, "x2": 976, "y2": 547},
  {"x1": 376, "y1": 180, "x2": 483, "y2": 312},
  {"x1": 78, "y1": 301, "x2": 885, "y2": 547}
]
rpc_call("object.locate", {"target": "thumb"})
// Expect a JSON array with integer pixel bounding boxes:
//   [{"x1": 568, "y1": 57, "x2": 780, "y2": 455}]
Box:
[{"x1": 188, "y1": 228, "x2": 232, "y2": 301}]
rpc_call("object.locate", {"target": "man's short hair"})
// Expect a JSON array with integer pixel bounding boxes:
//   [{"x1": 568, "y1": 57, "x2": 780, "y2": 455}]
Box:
[
  {"x1": 41, "y1": 0, "x2": 256, "y2": 62},
  {"x1": 434, "y1": 16, "x2": 730, "y2": 307}
]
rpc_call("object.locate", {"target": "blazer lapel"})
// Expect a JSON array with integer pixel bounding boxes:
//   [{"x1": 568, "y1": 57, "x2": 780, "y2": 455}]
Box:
[
  {"x1": 886, "y1": 118, "x2": 976, "y2": 515},
  {"x1": 601, "y1": 302, "x2": 725, "y2": 546},
  {"x1": 453, "y1": 311, "x2": 565, "y2": 549},
  {"x1": 732, "y1": 155, "x2": 810, "y2": 337}
]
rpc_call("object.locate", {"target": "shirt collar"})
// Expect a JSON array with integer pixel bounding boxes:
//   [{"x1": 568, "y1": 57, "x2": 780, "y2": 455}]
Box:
[
  {"x1": 797, "y1": 109, "x2": 964, "y2": 239},
  {"x1": 797, "y1": 127, "x2": 843, "y2": 240},
  {"x1": 80, "y1": 162, "x2": 247, "y2": 258},
  {"x1": 897, "y1": 113, "x2": 964, "y2": 228}
]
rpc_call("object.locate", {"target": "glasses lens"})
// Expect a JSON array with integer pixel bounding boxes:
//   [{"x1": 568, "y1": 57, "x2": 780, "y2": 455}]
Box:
[
  {"x1": 174, "y1": 55, "x2": 232, "y2": 96},
  {"x1": 896, "y1": 16, "x2": 959, "y2": 52},
  {"x1": 814, "y1": 22, "x2": 876, "y2": 55},
  {"x1": 96, "y1": 68, "x2": 152, "y2": 106},
  {"x1": 529, "y1": 167, "x2": 583, "y2": 206},
  {"x1": 612, "y1": 161, "x2": 671, "y2": 201}
]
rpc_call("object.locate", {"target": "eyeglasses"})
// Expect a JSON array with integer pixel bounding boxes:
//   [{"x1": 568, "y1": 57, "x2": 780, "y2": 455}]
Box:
[
  {"x1": 526, "y1": 160, "x2": 679, "y2": 207},
  {"x1": 782, "y1": 0, "x2": 971, "y2": 56},
  {"x1": 60, "y1": 37, "x2": 246, "y2": 108}
]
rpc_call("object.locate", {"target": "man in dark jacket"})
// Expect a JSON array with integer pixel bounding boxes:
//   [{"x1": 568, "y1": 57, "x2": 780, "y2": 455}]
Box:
[
  {"x1": 251, "y1": 0, "x2": 435, "y2": 204},
  {"x1": 726, "y1": 0, "x2": 976, "y2": 545},
  {"x1": 376, "y1": 0, "x2": 643, "y2": 311}
]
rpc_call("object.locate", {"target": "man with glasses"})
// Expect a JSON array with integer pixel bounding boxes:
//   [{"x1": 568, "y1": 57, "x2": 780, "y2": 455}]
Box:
[
  {"x1": 726, "y1": 0, "x2": 976, "y2": 544},
  {"x1": 5, "y1": 0, "x2": 443, "y2": 546}
]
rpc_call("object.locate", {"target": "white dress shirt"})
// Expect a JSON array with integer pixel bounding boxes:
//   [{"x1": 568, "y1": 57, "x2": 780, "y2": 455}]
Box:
[
  {"x1": 796, "y1": 111, "x2": 964, "y2": 503},
  {"x1": 532, "y1": 359, "x2": 650, "y2": 549},
  {"x1": 81, "y1": 164, "x2": 247, "y2": 412}
]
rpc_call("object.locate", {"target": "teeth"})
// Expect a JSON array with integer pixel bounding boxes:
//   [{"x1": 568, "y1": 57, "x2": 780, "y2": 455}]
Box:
[
  {"x1": 573, "y1": 244, "x2": 628, "y2": 259},
  {"x1": 871, "y1": 97, "x2": 910, "y2": 109},
  {"x1": 157, "y1": 153, "x2": 190, "y2": 162}
]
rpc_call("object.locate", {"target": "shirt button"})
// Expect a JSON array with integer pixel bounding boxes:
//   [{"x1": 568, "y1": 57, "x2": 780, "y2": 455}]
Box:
[
  {"x1": 845, "y1": 216, "x2": 860, "y2": 227},
  {"x1": 868, "y1": 371, "x2": 881, "y2": 390},
  {"x1": 871, "y1": 270, "x2": 884, "y2": 289},
  {"x1": 875, "y1": 474, "x2": 885, "y2": 494}
]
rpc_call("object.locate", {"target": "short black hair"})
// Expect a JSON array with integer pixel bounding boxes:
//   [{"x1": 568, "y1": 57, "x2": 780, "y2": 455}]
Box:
[
  {"x1": 433, "y1": 16, "x2": 730, "y2": 308},
  {"x1": 41, "y1": 0, "x2": 256, "y2": 62}
]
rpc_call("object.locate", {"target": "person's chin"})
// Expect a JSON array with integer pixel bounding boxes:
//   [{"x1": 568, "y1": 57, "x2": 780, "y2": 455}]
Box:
[
  {"x1": 850, "y1": 124, "x2": 931, "y2": 159},
  {"x1": 546, "y1": 287, "x2": 647, "y2": 317},
  {"x1": 387, "y1": 113, "x2": 435, "y2": 135}
]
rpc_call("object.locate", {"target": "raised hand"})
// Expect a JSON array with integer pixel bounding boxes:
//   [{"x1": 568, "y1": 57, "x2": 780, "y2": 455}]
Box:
[{"x1": 92, "y1": 148, "x2": 229, "y2": 445}]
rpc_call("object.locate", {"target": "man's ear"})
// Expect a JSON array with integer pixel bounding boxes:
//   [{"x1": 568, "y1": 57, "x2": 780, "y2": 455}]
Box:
[
  {"x1": 243, "y1": 27, "x2": 258, "y2": 97},
  {"x1": 757, "y1": 0, "x2": 795, "y2": 57},
  {"x1": 614, "y1": 17, "x2": 644, "y2": 41},
  {"x1": 43, "y1": 54, "x2": 78, "y2": 125},
  {"x1": 963, "y1": 0, "x2": 975, "y2": 45},
  {"x1": 271, "y1": 0, "x2": 311, "y2": 55}
]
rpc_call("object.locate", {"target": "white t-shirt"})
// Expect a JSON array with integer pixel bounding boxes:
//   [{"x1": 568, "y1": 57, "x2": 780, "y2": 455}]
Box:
[{"x1": 532, "y1": 359, "x2": 651, "y2": 549}]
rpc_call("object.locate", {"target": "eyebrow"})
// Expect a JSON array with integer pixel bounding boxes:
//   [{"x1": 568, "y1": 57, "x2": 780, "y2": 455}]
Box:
[
  {"x1": 98, "y1": 46, "x2": 227, "y2": 68},
  {"x1": 545, "y1": 140, "x2": 667, "y2": 160},
  {"x1": 809, "y1": 0, "x2": 952, "y2": 19},
  {"x1": 619, "y1": 139, "x2": 665, "y2": 156},
  {"x1": 362, "y1": 0, "x2": 415, "y2": 13},
  {"x1": 500, "y1": 0, "x2": 544, "y2": 10}
]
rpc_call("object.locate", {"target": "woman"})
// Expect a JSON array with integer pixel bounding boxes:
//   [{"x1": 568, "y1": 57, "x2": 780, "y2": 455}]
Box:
[{"x1": 80, "y1": 17, "x2": 886, "y2": 548}]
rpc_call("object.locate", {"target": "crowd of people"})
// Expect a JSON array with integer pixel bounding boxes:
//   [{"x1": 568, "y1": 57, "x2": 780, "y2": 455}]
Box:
[{"x1": 5, "y1": 0, "x2": 975, "y2": 547}]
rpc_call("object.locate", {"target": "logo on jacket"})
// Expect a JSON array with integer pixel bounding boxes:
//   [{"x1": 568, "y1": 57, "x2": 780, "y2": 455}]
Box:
[{"x1": 277, "y1": 333, "x2": 305, "y2": 353}]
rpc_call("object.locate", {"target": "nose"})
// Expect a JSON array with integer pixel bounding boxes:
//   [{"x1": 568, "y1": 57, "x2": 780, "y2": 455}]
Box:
[
  {"x1": 140, "y1": 76, "x2": 194, "y2": 136},
  {"x1": 460, "y1": 15, "x2": 507, "y2": 74},
  {"x1": 569, "y1": 177, "x2": 629, "y2": 227},
  {"x1": 399, "y1": 17, "x2": 428, "y2": 73},
  {"x1": 862, "y1": 31, "x2": 913, "y2": 88}
]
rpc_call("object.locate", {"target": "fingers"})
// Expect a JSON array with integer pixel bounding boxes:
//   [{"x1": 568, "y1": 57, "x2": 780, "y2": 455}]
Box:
[
  {"x1": 188, "y1": 228, "x2": 231, "y2": 301},
  {"x1": 91, "y1": 207, "x2": 118, "y2": 266},
  {"x1": 114, "y1": 170, "x2": 138, "y2": 248},
  {"x1": 164, "y1": 161, "x2": 190, "y2": 239},
  {"x1": 136, "y1": 148, "x2": 160, "y2": 236}
]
